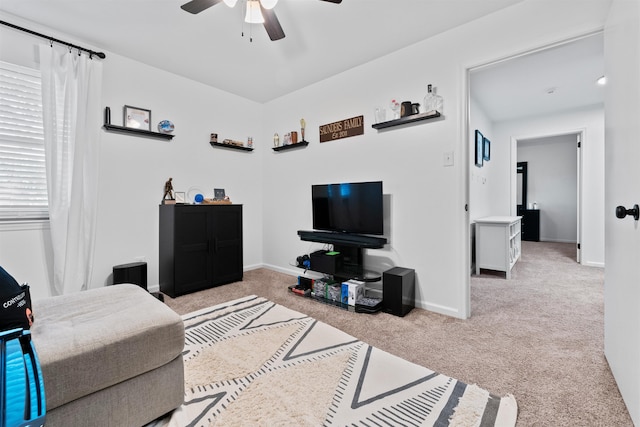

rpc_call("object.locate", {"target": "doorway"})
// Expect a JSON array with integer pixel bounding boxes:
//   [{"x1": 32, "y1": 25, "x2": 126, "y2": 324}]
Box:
[
  {"x1": 467, "y1": 32, "x2": 604, "y2": 282},
  {"x1": 513, "y1": 132, "x2": 582, "y2": 263}
]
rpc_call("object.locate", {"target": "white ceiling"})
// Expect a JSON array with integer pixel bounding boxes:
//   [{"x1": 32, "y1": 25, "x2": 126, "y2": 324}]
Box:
[
  {"x1": 0, "y1": 0, "x2": 604, "y2": 118},
  {"x1": 470, "y1": 32, "x2": 605, "y2": 122},
  {"x1": 0, "y1": 0, "x2": 525, "y2": 103}
]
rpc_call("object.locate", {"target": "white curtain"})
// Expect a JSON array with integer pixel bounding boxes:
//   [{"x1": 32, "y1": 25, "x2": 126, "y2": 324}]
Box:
[{"x1": 39, "y1": 45, "x2": 103, "y2": 295}]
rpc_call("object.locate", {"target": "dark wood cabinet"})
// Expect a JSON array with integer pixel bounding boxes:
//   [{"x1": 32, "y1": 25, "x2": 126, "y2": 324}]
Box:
[{"x1": 159, "y1": 204, "x2": 243, "y2": 297}]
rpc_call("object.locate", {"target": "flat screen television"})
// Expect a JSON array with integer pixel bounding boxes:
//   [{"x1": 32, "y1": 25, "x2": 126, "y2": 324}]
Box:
[{"x1": 312, "y1": 181, "x2": 383, "y2": 235}]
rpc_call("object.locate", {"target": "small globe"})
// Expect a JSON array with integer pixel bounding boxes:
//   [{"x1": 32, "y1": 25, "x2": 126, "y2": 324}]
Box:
[{"x1": 158, "y1": 120, "x2": 174, "y2": 134}]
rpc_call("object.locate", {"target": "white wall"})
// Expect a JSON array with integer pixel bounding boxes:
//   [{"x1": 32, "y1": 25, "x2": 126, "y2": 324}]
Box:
[
  {"x1": 0, "y1": 14, "x2": 265, "y2": 299},
  {"x1": 469, "y1": 98, "x2": 497, "y2": 220},
  {"x1": 0, "y1": 0, "x2": 610, "y2": 313},
  {"x1": 518, "y1": 134, "x2": 578, "y2": 243},
  {"x1": 494, "y1": 105, "x2": 605, "y2": 266},
  {"x1": 260, "y1": 1, "x2": 611, "y2": 317},
  {"x1": 468, "y1": 98, "x2": 498, "y2": 273},
  {"x1": 95, "y1": 53, "x2": 265, "y2": 290}
]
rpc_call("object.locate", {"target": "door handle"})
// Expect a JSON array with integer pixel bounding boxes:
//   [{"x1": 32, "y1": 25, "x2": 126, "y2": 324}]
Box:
[{"x1": 615, "y1": 204, "x2": 639, "y2": 220}]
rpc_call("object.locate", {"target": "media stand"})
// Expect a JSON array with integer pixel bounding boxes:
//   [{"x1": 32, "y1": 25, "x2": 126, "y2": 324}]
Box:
[
  {"x1": 297, "y1": 230, "x2": 386, "y2": 282},
  {"x1": 290, "y1": 231, "x2": 387, "y2": 311}
]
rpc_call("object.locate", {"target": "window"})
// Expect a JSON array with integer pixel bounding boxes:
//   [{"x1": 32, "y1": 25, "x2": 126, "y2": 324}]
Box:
[{"x1": 0, "y1": 61, "x2": 48, "y2": 221}]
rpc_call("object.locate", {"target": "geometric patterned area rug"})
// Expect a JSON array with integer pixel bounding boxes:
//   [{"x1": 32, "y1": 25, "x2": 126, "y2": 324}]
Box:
[{"x1": 153, "y1": 295, "x2": 518, "y2": 427}]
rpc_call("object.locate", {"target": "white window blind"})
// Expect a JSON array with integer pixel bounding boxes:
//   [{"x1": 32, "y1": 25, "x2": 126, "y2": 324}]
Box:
[{"x1": 0, "y1": 61, "x2": 48, "y2": 221}]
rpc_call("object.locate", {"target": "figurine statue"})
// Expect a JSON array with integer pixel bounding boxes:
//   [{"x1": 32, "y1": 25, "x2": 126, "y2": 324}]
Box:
[
  {"x1": 163, "y1": 177, "x2": 174, "y2": 201},
  {"x1": 300, "y1": 118, "x2": 306, "y2": 142}
]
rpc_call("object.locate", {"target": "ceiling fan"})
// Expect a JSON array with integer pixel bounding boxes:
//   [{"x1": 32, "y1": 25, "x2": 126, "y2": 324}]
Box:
[{"x1": 180, "y1": 0, "x2": 342, "y2": 41}]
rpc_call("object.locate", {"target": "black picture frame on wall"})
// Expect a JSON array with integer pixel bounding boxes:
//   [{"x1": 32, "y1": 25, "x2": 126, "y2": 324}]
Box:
[
  {"x1": 475, "y1": 130, "x2": 484, "y2": 167},
  {"x1": 483, "y1": 137, "x2": 491, "y2": 161},
  {"x1": 124, "y1": 105, "x2": 151, "y2": 131}
]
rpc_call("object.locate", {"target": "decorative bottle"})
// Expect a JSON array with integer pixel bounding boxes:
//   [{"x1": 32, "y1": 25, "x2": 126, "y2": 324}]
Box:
[
  {"x1": 423, "y1": 84, "x2": 444, "y2": 113},
  {"x1": 423, "y1": 85, "x2": 434, "y2": 113},
  {"x1": 432, "y1": 86, "x2": 443, "y2": 113}
]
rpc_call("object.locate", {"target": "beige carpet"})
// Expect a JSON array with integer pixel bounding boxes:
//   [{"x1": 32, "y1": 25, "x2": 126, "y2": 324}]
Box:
[
  {"x1": 157, "y1": 295, "x2": 517, "y2": 426},
  {"x1": 162, "y1": 241, "x2": 633, "y2": 426}
]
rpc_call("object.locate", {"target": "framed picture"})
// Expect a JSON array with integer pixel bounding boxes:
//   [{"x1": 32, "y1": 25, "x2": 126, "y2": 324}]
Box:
[
  {"x1": 475, "y1": 130, "x2": 484, "y2": 167},
  {"x1": 214, "y1": 188, "x2": 226, "y2": 200},
  {"x1": 483, "y1": 137, "x2": 491, "y2": 161},
  {"x1": 124, "y1": 105, "x2": 151, "y2": 130}
]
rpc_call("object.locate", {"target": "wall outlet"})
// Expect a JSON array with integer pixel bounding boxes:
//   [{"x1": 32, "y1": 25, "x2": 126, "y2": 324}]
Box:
[{"x1": 444, "y1": 151, "x2": 454, "y2": 166}]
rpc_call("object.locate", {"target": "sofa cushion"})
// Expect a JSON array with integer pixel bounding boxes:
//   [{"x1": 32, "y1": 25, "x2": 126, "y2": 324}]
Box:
[{"x1": 30, "y1": 284, "x2": 184, "y2": 411}]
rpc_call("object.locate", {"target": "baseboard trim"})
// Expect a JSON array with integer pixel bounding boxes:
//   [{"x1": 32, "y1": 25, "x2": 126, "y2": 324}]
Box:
[
  {"x1": 148, "y1": 264, "x2": 266, "y2": 295},
  {"x1": 243, "y1": 263, "x2": 264, "y2": 272},
  {"x1": 416, "y1": 299, "x2": 467, "y2": 319},
  {"x1": 582, "y1": 261, "x2": 605, "y2": 268},
  {"x1": 262, "y1": 264, "x2": 328, "y2": 281},
  {"x1": 539, "y1": 238, "x2": 577, "y2": 244}
]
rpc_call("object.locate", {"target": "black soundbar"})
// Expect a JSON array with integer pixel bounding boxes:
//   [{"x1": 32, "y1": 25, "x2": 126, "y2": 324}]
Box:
[{"x1": 297, "y1": 230, "x2": 387, "y2": 248}]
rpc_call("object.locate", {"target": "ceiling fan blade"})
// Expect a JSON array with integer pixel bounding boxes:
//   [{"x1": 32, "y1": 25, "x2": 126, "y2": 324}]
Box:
[
  {"x1": 260, "y1": 5, "x2": 285, "y2": 41},
  {"x1": 181, "y1": 0, "x2": 224, "y2": 14},
  {"x1": 320, "y1": 0, "x2": 343, "y2": 3}
]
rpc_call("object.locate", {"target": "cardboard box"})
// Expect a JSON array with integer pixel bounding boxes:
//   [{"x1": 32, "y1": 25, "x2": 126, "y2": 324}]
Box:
[
  {"x1": 313, "y1": 280, "x2": 326, "y2": 297},
  {"x1": 342, "y1": 279, "x2": 365, "y2": 306},
  {"x1": 341, "y1": 284, "x2": 349, "y2": 304},
  {"x1": 327, "y1": 284, "x2": 342, "y2": 302}
]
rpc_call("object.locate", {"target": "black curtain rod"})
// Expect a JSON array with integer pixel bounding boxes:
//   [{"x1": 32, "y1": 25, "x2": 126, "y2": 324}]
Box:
[{"x1": 0, "y1": 20, "x2": 106, "y2": 59}]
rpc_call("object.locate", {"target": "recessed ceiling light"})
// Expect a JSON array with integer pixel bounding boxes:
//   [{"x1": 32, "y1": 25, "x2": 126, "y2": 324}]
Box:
[{"x1": 597, "y1": 76, "x2": 607, "y2": 85}]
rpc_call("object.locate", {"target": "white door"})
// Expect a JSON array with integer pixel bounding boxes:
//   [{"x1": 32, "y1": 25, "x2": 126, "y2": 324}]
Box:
[
  {"x1": 604, "y1": 0, "x2": 640, "y2": 424},
  {"x1": 576, "y1": 133, "x2": 582, "y2": 263}
]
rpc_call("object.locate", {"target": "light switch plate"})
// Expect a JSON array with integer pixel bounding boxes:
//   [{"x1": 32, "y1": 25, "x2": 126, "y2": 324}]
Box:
[{"x1": 444, "y1": 151, "x2": 454, "y2": 166}]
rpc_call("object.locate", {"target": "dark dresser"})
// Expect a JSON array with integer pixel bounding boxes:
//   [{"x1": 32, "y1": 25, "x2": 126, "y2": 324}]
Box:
[
  {"x1": 519, "y1": 209, "x2": 540, "y2": 242},
  {"x1": 159, "y1": 204, "x2": 243, "y2": 297}
]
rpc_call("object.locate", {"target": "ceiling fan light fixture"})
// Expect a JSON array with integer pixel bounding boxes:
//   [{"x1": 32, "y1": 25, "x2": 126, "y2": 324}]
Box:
[
  {"x1": 260, "y1": 0, "x2": 278, "y2": 9},
  {"x1": 223, "y1": 0, "x2": 238, "y2": 6},
  {"x1": 244, "y1": 0, "x2": 264, "y2": 23}
]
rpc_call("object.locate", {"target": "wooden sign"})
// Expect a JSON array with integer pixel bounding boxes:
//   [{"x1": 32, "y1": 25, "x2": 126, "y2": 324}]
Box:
[{"x1": 319, "y1": 115, "x2": 364, "y2": 143}]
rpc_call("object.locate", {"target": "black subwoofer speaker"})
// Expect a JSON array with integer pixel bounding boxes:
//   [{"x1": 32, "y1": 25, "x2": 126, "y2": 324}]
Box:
[
  {"x1": 382, "y1": 267, "x2": 415, "y2": 317},
  {"x1": 113, "y1": 262, "x2": 147, "y2": 291}
]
